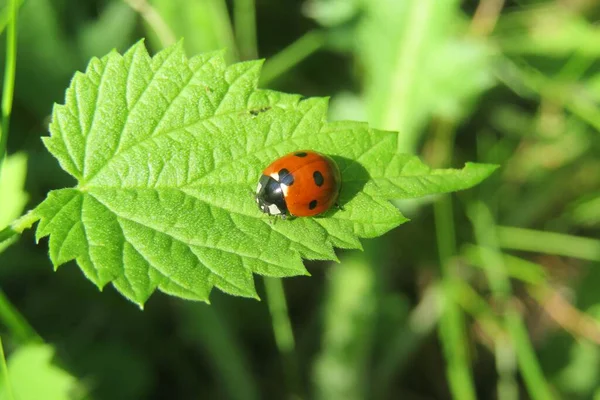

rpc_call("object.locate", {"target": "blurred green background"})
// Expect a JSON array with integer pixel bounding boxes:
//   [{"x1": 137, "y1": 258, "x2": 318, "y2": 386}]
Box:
[{"x1": 1, "y1": 0, "x2": 600, "y2": 399}]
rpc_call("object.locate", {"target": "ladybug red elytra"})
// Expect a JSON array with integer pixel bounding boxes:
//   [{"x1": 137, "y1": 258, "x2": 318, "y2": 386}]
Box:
[{"x1": 255, "y1": 150, "x2": 342, "y2": 218}]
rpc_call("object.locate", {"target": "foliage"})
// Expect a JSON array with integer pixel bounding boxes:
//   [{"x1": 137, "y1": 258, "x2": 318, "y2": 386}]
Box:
[{"x1": 22, "y1": 41, "x2": 495, "y2": 306}]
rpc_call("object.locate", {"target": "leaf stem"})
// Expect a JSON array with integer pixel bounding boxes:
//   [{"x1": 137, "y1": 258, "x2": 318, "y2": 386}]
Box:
[
  {"x1": 0, "y1": 336, "x2": 14, "y2": 400},
  {"x1": 234, "y1": 0, "x2": 258, "y2": 60},
  {"x1": 0, "y1": 226, "x2": 17, "y2": 245},
  {"x1": 0, "y1": 0, "x2": 18, "y2": 173},
  {"x1": 263, "y1": 277, "x2": 301, "y2": 397},
  {"x1": 259, "y1": 30, "x2": 326, "y2": 86}
]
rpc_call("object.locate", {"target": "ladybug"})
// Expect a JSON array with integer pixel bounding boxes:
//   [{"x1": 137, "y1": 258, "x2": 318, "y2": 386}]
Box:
[{"x1": 256, "y1": 150, "x2": 342, "y2": 218}]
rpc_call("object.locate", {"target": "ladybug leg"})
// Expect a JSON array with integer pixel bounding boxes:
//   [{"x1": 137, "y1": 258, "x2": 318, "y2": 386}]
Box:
[{"x1": 335, "y1": 202, "x2": 345, "y2": 211}]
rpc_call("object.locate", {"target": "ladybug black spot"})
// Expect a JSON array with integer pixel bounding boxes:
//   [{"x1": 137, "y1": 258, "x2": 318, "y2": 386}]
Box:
[
  {"x1": 309, "y1": 200, "x2": 317, "y2": 210},
  {"x1": 294, "y1": 152, "x2": 308, "y2": 157},
  {"x1": 279, "y1": 168, "x2": 294, "y2": 186},
  {"x1": 313, "y1": 171, "x2": 324, "y2": 187}
]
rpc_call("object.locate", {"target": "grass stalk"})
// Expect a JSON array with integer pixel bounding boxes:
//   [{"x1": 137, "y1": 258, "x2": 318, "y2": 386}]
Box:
[
  {"x1": 234, "y1": 0, "x2": 258, "y2": 60},
  {"x1": 263, "y1": 277, "x2": 301, "y2": 397},
  {"x1": 469, "y1": 202, "x2": 555, "y2": 400},
  {"x1": 434, "y1": 196, "x2": 477, "y2": 400},
  {"x1": 0, "y1": 289, "x2": 42, "y2": 345},
  {"x1": 0, "y1": 337, "x2": 13, "y2": 400},
  {"x1": 260, "y1": 30, "x2": 326, "y2": 86},
  {"x1": 123, "y1": 0, "x2": 176, "y2": 48},
  {"x1": 0, "y1": 0, "x2": 18, "y2": 174},
  {"x1": 496, "y1": 226, "x2": 600, "y2": 262}
]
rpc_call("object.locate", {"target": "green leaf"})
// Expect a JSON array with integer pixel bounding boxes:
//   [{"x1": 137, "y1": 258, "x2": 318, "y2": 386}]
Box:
[
  {"x1": 30, "y1": 41, "x2": 496, "y2": 306},
  {"x1": 0, "y1": 344, "x2": 80, "y2": 400}
]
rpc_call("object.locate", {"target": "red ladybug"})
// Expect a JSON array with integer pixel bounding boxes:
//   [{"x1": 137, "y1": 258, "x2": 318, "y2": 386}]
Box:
[{"x1": 256, "y1": 150, "x2": 341, "y2": 218}]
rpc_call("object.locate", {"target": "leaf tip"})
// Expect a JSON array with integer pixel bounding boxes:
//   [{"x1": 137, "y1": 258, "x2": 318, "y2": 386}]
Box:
[{"x1": 51, "y1": 261, "x2": 60, "y2": 272}]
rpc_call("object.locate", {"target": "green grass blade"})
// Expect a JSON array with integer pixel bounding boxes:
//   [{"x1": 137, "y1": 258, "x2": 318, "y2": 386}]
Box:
[
  {"x1": 0, "y1": 0, "x2": 18, "y2": 173},
  {"x1": 123, "y1": 0, "x2": 175, "y2": 48},
  {"x1": 373, "y1": 285, "x2": 441, "y2": 398},
  {"x1": 506, "y1": 311, "x2": 556, "y2": 400},
  {"x1": 234, "y1": 0, "x2": 257, "y2": 60},
  {"x1": 434, "y1": 195, "x2": 477, "y2": 400},
  {"x1": 0, "y1": 337, "x2": 14, "y2": 400},
  {"x1": 469, "y1": 203, "x2": 555, "y2": 400},
  {"x1": 264, "y1": 277, "x2": 301, "y2": 397},
  {"x1": 462, "y1": 244, "x2": 548, "y2": 285},
  {"x1": 0, "y1": 0, "x2": 22, "y2": 35},
  {"x1": 497, "y1": 226, "x2": 600, "y2": 262},
  {"x1": 260, "y1": 30, "x2": 326, "y2": 86},
  {"x1": 0, "y1": 289, "x2": 42, "y2": 345},
  {"x1": 313, "y1": 252, "x2": 377, "y2": 400},
  {"x1": 178, "y1": 303, "x2": 260, "y2": 400}
]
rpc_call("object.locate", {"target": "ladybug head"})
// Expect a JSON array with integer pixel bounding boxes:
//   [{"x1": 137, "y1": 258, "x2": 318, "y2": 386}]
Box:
[{"x1": 255, "y1": 174, "x2": 288, "y2": 217}]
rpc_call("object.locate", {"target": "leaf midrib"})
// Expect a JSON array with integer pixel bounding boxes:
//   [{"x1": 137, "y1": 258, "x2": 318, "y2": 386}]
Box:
[{"x1": 85, "y1": 191, "x2": 295, "y2": 270}]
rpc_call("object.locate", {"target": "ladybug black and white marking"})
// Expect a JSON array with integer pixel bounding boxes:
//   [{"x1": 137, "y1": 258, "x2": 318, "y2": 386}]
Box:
[{"x1": 256, "y1": 150, "x2": 342, "y2": 218}]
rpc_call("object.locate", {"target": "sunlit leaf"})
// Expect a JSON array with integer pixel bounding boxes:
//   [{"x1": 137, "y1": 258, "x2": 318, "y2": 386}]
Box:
[
  {"x1": 28, "y1": 41, "x2": 496, "y2": 306},
  {"x1": 0, "y1": 344, "x2": 80, "y2": 400}
]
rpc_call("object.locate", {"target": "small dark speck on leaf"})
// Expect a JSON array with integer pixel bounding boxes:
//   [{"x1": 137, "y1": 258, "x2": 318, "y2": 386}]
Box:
[{"x1": 249, "y1": 106, "x2": 271, "y2": 116}]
